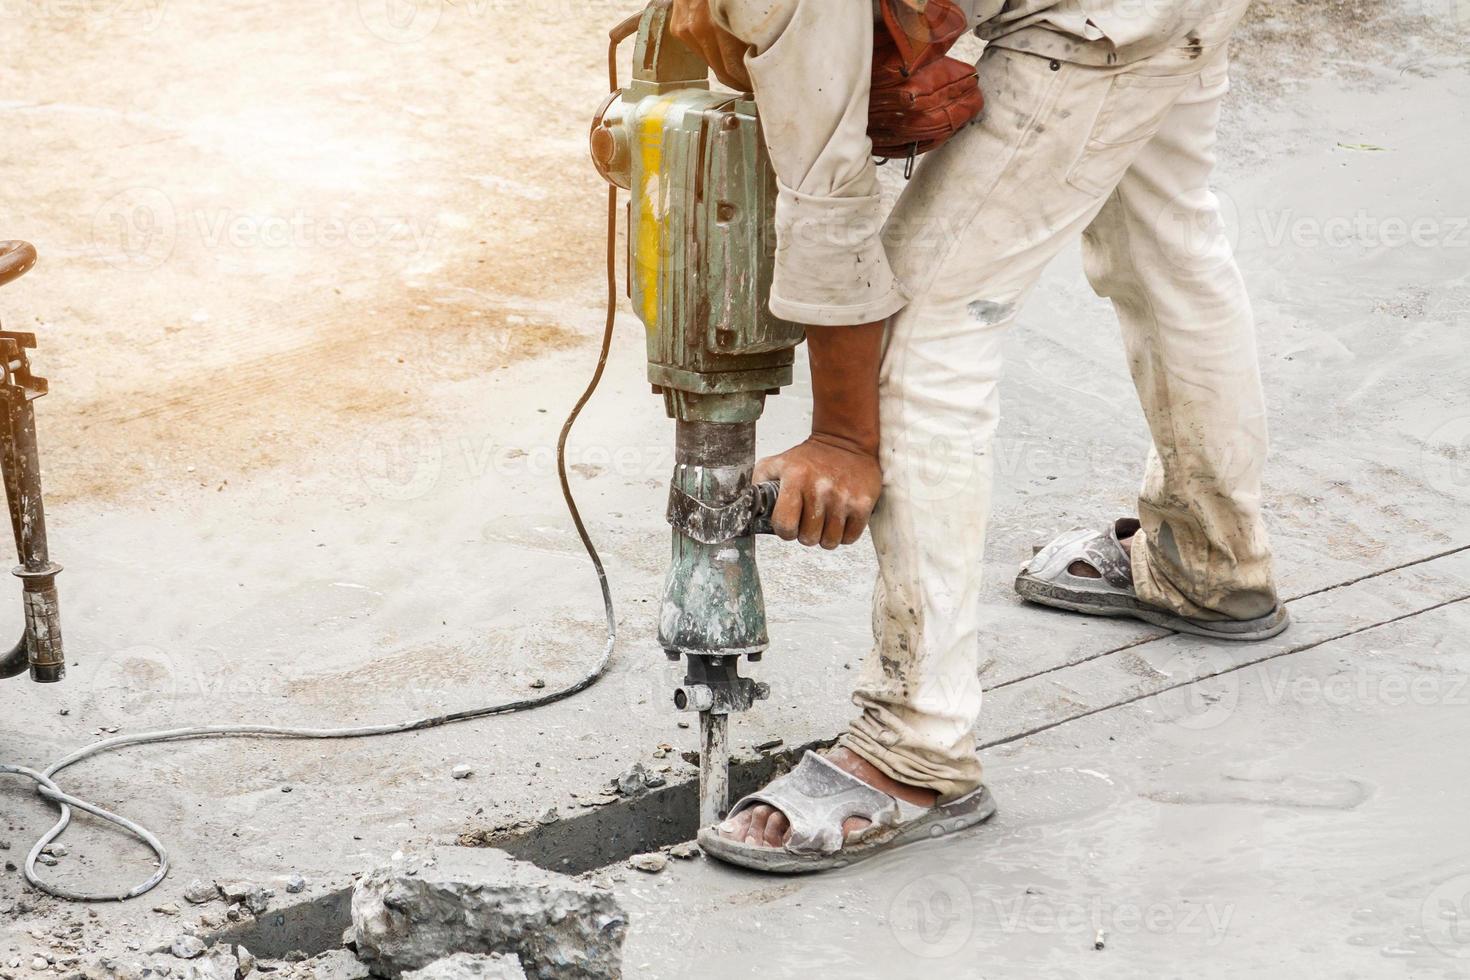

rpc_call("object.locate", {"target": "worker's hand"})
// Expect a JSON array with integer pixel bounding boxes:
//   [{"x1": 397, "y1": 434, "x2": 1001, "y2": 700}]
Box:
[
  {"x1": 670, "y1": 0, "x2": 754, "y2": 92},
  {"x1": 755, "y1": 435, "x2": 881, "y2": 549}
]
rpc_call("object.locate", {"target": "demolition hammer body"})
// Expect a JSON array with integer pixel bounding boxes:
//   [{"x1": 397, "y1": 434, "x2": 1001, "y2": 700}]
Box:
[
  {"x1": 0, "y1": 240, "x2": 64, "y2": 685},
  {"x1": 591, "y1": 3, "x2": 803, "y2": 826}
]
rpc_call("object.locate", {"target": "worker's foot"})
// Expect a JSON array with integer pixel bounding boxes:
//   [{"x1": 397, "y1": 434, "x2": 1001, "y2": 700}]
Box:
[
  {"x1": 1068, "y1": 518, "x2": 1137, "y2": 580},
  {"x1": 714, "y1": 747, "x2": 936, "y2": 848},
  {"x1": 698, "y1": 748, "x2": 997, "y2": 873},
  {"x1": 1016, "y1": 518, "x2": 1291, "y2": 642}
]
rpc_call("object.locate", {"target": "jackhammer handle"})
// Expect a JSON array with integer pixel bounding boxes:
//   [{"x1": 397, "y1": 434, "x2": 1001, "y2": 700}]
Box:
[
  {"x1": 20, "y1": 575, "x2": 62, "y2": 682},
  {"x1": 750, "y1": 480, "x2": 780, "y2": 536},
  {"x1": 0, "y1": 241, "x2": 37, "y2": 289}
]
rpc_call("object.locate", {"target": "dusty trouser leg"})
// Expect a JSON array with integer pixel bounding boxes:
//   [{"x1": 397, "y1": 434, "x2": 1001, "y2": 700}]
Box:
[
  {"x1": 1081, "y1": 52, "x2": 1280, "y2": 622},
  {"x1": 838, "y1": 47, "x2": 1181, "y2": 800},
  {"x1": 837, "y1": 289, "x2": 1013, "y2": 800}
]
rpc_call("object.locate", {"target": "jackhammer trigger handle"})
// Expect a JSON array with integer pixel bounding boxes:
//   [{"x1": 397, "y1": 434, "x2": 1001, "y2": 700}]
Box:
[
  {"x1": 749, "y1": 480, "x2": 780, "y2": 536},
  {"x1": 0, "y1": 241, "x2": 37, "y2": 289}
]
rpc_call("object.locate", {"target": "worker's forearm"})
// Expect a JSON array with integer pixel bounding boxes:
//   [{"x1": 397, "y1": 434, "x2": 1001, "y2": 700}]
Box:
[{"x1": 806, "y1": 321, "x2": 885, "y2": 457}]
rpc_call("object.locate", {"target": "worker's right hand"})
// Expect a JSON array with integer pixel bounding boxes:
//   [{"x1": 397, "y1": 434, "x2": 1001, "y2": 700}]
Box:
[
  {"x1": 670, "y1": 0, "x2": 755, "y2": 92},
  {"x1": 754, "y1": 436, "x2": 881, "y2": 550}
]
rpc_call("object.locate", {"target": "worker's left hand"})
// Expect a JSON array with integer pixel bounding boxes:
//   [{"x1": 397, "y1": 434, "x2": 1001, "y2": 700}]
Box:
[
  {"x1": 670, "y1": 0, "x2": 755, "y2": 92},
  {"x1": 755, "y1": 436, "x2": 881, "y2": 549}
]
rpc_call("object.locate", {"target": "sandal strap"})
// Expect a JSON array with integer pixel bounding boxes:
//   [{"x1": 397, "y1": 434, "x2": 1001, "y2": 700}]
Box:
[
  {"x1": 1027, "y1": 521, "x2": 1134, "y2": 591},
  {"x1": 726, "y1": 752, "x2": 927, "y2": 855}
]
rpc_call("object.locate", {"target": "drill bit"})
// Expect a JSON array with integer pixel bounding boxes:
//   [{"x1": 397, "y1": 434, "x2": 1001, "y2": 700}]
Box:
[{"x1": 698, "y1": 709, "x2": 730, "y2": 827}]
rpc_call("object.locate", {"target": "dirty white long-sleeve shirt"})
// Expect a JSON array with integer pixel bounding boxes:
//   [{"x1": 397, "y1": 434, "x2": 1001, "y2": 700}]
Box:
[{"x1": 715, "y1": 0, "x2": 1245, "y2": 326}]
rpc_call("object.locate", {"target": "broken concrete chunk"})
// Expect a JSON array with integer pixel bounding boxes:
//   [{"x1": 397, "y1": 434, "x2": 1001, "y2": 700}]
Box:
[
  {"x1": 183, "y1": 880, "x2": 219, "y2": 905},
  {"x1": 610, "y1": 762, "x2": 663, "y2": 796},
  {"x1": 176, "y1": 947, "x2": 242, "y2": 980},
  {"x1": 578, "y1": 793, "x2": 618, "y2": 809},
  {"x1": 169, "y1": 938, "x2": 205, "y2": 961},
  {"x1": 667, "y1": 842, "x2": 699, "y2": 861},
  {"x1": 351, "y1": 848, "x2": 626, "y2": 980},
  {"x1": 451, "y1": 765, "x2": 474, "y2": 781},
  {"x1": 284, "y1": 873, "x2": 307, "y2": 894},
  {"x1": 219, "y1": 882, "x2": 274, "y2": 915},
  {"x1": 627, "y1": 853, "x2": 667, "y2": 874},
  {"x1": 402, "y1": 954, "x2": 526, "y2": 980},
  {"x1": 269, "y1": 950, "x2": 369, "y2": 980}
]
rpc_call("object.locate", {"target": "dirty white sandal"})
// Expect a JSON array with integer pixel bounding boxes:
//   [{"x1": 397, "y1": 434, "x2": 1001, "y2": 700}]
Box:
[
  {"x1": 1015, "y1": 519, "x2": 1290, "y2": 641},
  {"x1": 697, "y1": 751, "x2": 996, "y2": 874}
]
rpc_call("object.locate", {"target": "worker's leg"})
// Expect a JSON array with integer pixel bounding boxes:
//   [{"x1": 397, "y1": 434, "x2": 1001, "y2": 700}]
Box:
[
  {"x1": 840, "y1": 45, "x2": 1218, "y2": 800},
  {"x1": 1079, "y1": 51, "x2": 1280, "y2": 622}
]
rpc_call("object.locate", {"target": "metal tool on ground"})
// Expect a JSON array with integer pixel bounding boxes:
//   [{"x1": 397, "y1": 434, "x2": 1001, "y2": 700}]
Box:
[
  {"x1": 591, "y1": 1, "x2": 803, "y2": 827},
  {"x1": 0, "y1": 239, "x2": 64, "y2": 685}
]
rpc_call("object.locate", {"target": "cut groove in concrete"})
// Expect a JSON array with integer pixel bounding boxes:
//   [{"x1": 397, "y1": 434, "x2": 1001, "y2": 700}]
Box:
[
  {"x1": 210, "y1": 887, "x2": 352, "y2": 960},
  {"x1": 482, "y1": 737, "x2": 833, "y2": 875}
]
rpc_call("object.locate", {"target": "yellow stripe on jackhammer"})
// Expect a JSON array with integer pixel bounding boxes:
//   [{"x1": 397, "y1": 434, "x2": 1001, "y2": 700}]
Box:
[{"x1": 634, "y1": 98, "x2": 673, "y2": 334}]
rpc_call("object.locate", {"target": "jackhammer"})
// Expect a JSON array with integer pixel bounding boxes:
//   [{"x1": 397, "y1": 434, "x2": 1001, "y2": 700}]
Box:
[
  {"x1": 0, "y1": 240, "x2": 64, "y2": 686},
  {"x1": 591, "y1": 2, "x2": 803, "y2": 827}
]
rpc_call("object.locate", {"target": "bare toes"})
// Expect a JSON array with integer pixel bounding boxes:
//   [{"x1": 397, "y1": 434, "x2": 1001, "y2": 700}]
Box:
[
  {"x1": 743, "y1": 805, "x2": 773, "y2": 846},
  {"x1": 764, "y1": 811, "x2": 790, "y2": 848}
]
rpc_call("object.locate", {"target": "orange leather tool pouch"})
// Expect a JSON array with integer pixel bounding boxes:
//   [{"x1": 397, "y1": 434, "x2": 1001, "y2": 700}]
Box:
[{"x1": 869, "y1": 0, "x2": 986, "y2": 166}]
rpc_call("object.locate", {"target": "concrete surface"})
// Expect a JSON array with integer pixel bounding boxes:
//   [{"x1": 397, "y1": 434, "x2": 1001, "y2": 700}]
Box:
[{"x1": 1, "y1": 0, "x2": 1468, "y2": 976}]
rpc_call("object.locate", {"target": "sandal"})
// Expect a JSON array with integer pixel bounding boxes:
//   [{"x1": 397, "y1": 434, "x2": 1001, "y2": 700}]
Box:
[
  {"x1": 1015, "y1": 518, "x2": 1290, "y2": 641},
  {"x1": 696, "y1": 751, "x2": 996, "y2": 874}
]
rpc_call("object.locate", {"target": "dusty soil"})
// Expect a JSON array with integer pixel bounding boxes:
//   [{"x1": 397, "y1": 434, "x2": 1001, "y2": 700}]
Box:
[{"x1": 1, "y1": 0, "x2": 620, "y2": 504}]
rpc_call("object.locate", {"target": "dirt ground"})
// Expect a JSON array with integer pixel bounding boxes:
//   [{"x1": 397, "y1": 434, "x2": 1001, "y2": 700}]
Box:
[{"x1": 2, "y1": 0, "x2": 1469, "y2": 977}]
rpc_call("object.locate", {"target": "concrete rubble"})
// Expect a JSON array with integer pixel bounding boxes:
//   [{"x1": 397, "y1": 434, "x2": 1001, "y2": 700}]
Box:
[
  {"x1": 402, "y1": 954, "x2": 526, "y2": 980},
  {"x1": 349, "y1": 848, "x2": 626, "y2": 980}
]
